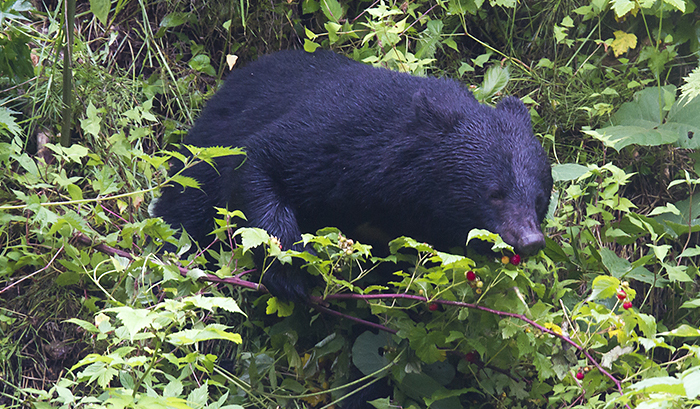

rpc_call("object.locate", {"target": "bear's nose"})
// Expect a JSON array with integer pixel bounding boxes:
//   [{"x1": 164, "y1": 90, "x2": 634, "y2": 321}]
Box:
[{"x1": 517, "y1": 232, "x2": 546, "y2": 256}]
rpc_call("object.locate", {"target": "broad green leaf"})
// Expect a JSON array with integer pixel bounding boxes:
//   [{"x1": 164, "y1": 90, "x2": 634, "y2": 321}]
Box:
[
  {"x1": 551, "y1": 163, "x2": 589, "y2": 181},
  {"x1": 660, "y1": 324, "x2": 700, "y2": 337},
  {"x1": 628, "y1": 376, "x2": 686, "y2": 396},
  {"x1": 611, "y1": 0, "x2": 635, "y2": 18},
  {"x1": 235, "y1": 227, "x2": 269, "y2": 253},
  {"x1": 663, "y1": 0, "x2": 685, "y2": 12},
  {"x1": 183, "y1": 295, "x2": 245, "y2": 315},
  {"x1": 188, "y1": 54, "x2": 216, "y2": 76},
  {"x1": 160, "y1": 12, "x2": 187, "y2": 28},
  {"x1": 106, "y1": 307, "x2": 156, "y2": 340},
  {"x1": 682, "y1": 368, "x2": 700, "y2": 399},
  {"x1": 589, "y1": 275, "x2": 620, "y2": 301},
  {"x1": 681, "y1": 299, "x2": 700, "y2": 309},
  {"x1": 168, "y1": 325, "x2": 242, "y2": 345},
  {"x1": 320, "y1": 0, "x2": 344, "y2": 22},
  {"x1": 89, "y1": 0, "x2": 109, "y2": 25},
  {"x1": 599, "y1": 248, "x2": 632, "y2": 278},
  {"x1": 583, "y1": 126, "x2": 677, "y2": 151},
  {"x1": 655, "y1": 194, "x2": 700, "y2": 237},
  {"x1": 352, "y1": 331, "x2": 390, "y2": 376}
]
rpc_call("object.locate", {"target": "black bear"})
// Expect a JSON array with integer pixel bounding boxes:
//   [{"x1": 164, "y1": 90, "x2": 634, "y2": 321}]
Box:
[{"x1": 154, "y1": 49, "x2": 553, "y2": 301}]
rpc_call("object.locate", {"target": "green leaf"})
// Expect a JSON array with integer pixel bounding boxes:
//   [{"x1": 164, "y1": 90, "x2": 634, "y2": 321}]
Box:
[
  {"x1": 89, "y1": 0, "x2": 109, "y2": 25},
  {"x1": 599, "y1": 248, "x2": 632, "y2": 278},
  {"x1": 352, "y1": 331, "x2": 390, "y2": 376},
  {"x1": 663, "y1": 0, "x2": 685, "y2": 12},
  {"x1": 106, "y1": 306, "x2": 156, "y2": 341},
  {"x1": 583, "y1": 126, "x2": 677, "y2": 151},
  {"x1": 680, "y1": 66, "x2": 700, "y2": 103},
  {"x1": 655, "y1": 194, "x2": 700, "y2": 237},
  {"x1": 188, "y1": 54, "x2": 216, "y2": 76},
  {"x1": 551, "y1": 163, "x2": 589, "y2": 181},
  {"x1": 169, "y1": 174, "x2": 200, "y2": 189},
  {"x1": 235, "y1": 227, "x2": 269, "y2": 253},
  {"x1": 320, "y1": 0, "x2": 344, "y2": 22},
  {"x1": 304, "y1": 39, "x2": 321, "y2": 52},
  {"x1": 0, "y1": 107, "x2": 22, "y2": 137},
  {"x1": 682, "y1": 368, "x2": 700, "y2": 399},
  {"x1": 80, "y1": 102, "x2": 102, "y2": 138},
  {"x1": 65, "y1": 318, "x2": 99, "y2": 333},
  {"x1": 681, "y1": 299, "x2": 700, "y2": 309},
  {"x1": 168, "y1": 325, "x2": 243, "y2": 345},
  {"x1": 474, "y1": 65, "x2": 509, "y2": 101},
  {"x1": 160, "y1": 12, "x2": 187, "y2": 28},
  {"x1": 660, "y1": 324, "x2": 700, "y2": 337},
  {"x1": 183, "y1": 295, "x2": 245, "y2": 315},
  {"x1": 266, "y1": 297, "x2": 294, "y2": 317},
  {"x1": 611, "y1": 0, "x2": 635, "y2": 18},
  {"x1": 588, "y1": 275, "x2": 620, "y2": 301}
]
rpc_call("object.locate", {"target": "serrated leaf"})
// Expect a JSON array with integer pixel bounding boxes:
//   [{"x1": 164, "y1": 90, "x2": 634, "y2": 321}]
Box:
[
  {"x1": 663, "y1": 0, "x2": 685, "y2": 12},
  {"x1": 266, "y1": 297, "x2": 294, "y2": 317},
  {"x1": 183, "y1": 295, "x2": 245, "y2": 315},
  {"x1": 167, "y1": 325, "x2": 243, "y2": 345},
  {"x1": 660, "y1": 324, "x2": 700, "y2": 337},
  {"x1": 611, "y1": 0, "x2": 636, "y2": 18},
  {"x1": 680, "y1": 66, "x2": 700, "y2": 103},
  {"x1": 320, "y1": 0, "x2": 344, "y2": 22},
  {"x1": 611, "y1": 31, "x2": 637, "y2": 57},
  {"x1": 235, "y1": 227, "x2": 269, "y2": 253},
  {"x1": 169, "y1": 174, "x2": 200, "y2": 189},
  {"x1": 105, "y1": 307, "x2": 155, "y2": 340},
  {"x1": 589, "y1": 275, "x2": 621, "y2": 301},
  {"x1": 477, "y1": 65, "x2": 509, "y2": 101},
  {"x1": 0, "y1": 107, "x2": 22, "y2": 136}
]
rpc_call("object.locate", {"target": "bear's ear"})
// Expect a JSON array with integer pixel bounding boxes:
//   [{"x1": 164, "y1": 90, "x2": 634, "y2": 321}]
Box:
[
  {"x1": 496, "y1": 96, "x2": 531, "y2": 123},
  {"x1": 412, "y1": 89, "x2": 460, "y2": 130}
]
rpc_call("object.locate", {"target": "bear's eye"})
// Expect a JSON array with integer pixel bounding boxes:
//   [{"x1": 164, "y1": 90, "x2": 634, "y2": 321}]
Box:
[{"x1": 488, "y1": 189, "x2": 506, "y2": 201}]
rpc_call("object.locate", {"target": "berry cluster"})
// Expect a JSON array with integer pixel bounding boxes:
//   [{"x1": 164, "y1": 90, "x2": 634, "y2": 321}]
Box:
[
  {"x1": 270, "y1": 236, "x2": 282, "y2": 249},
  {"x1": 465, "y1": 270, "x2": 484, "y2": 294},
  {"x1": 617, "y1": 281, "x2": 633, "y2": 310},
  {"x1": 575, "y1": 366, "x2": 591, "y2": 380},
  {"x1": 338, "y1": 235, "x2": 354, "y2": 255},
  {"x1": 500, "y1": 254, "x2": 521, "y2": 266}
]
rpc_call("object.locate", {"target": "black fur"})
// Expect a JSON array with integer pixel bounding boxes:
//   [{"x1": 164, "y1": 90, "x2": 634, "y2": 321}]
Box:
[{"x1": 154, "y1": 50, "x2": 553, "y2": 301}]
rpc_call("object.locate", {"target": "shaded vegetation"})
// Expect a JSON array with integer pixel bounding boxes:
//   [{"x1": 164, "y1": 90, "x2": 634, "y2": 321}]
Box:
[{"x1": 2, "y1": 0, "x2": 700, "y2": 408}]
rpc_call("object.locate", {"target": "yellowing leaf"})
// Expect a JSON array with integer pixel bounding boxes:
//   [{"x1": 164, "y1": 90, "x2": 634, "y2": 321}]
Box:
[
  {"x1": 611, "y1": 31, "x2": 637, "y2": 57},
  {"x1": 544, "y1": 323, "x2": 563, "y2": 336}
]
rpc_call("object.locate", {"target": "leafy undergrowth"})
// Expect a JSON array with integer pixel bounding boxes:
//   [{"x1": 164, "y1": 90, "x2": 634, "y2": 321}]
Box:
[
  {"x1": 3, "y1": 0, "x2": 700, "y2": 408},
  {"x1": 2, "y1": 135, "x2": 700, "y2": 408}
]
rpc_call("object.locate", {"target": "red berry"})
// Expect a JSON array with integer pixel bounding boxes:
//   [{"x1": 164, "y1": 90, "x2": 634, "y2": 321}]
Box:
[
  {"x1": 617, "y1": 290, "x2": 627, "y2": 300},
  {"x1": 576, "y1": 371, "x2": 585, "y2": 380},
  {"x1": 623, "y1": 301, "x2": 633, "y2": 310},
  {"x1": 466, "y1": 271, "x2": 476, "y2": 281},
  {"x1": 511, "y1": 254, "x2": 521, "y2": 265},
  {"x1": 464, "y1": 352, "x2": 477, "y2": 363},
  {"x1": 428, "y1": 303, "x2": 438, "y2": 311}
]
